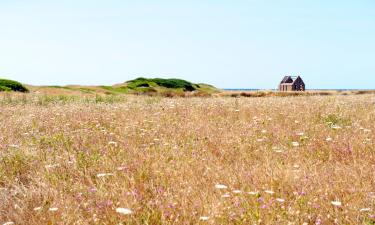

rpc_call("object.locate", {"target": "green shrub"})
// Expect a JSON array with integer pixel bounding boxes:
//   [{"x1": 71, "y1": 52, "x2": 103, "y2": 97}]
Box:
[
  {"x1": 0, "y1": 85, "x2": 12, "y2": 92},
  {"x1": 152, "y1": 78, "x2": 196, "y2": 91},
  {"x1": 127, "y1": 77, "x2": 197, "y2": 91},
  {"x1": 0, "y1": 79, "x2": 29, "y2": 92}
]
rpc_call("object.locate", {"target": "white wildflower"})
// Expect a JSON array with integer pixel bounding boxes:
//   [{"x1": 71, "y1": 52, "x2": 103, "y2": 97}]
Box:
[
  {"x1": 331, "y1": 201, "x2": 342, "y2": 207},
  {"x1": 49, "y1": 207, "x2": 58, "y2": 212},
  {"x1": 3, "y1": 222, "x2": 14, "y2": 225},
  {"x1": 116, "y1": 208, "x2": 132, "y2": 215},
  {"x1": 215, "y1": 184, "x2": 228, "y2": 189},
  {"x1": 45, "y1": 164, "x2": 59, "y2": 169},
  {"x1": 326, "y1": 137, "x2": 333, "y2": 142},
  {"x1": 360, "y1": 208, "x2": 371, "y2": 212},
  {"x1": 272, "y1": 147, "x2": 284, "y2": 153},
  {"x1": 291, "y1": 142, "x2": 299, "y2": 147},
  {"x1": 233, "y1": 190, "x2": 242, "y2": 194},
  {"x1": 331, "y1": 125, "x2": 342, "y2": 130},
  {"x1": 265, "y1": 190, "x2": 275, "y2": 195},
  {"x1": 221, "y1": 194, "x2": 231, "y2": 198},
  {"x1": 276, "y1": 198, "x2": 285, "y2": 203},
  {"x1": 117, "y1": 166, "x2": 126, "y2": 171},
  {"x1": 363, "y1": 139, "x2": 370, "y2": 144},
  {"x1": 96, "y1": 173, "x2": 114, "y2": 178},
  {"x1": 248, "y1": 191, "x2": 258, "y2": 195},
  {"x1": 200, "y1": 216, "x2": 210, "y2": 221},
  {"x1": 33, "y1": 207, "x2": 42, "y2": 211}
]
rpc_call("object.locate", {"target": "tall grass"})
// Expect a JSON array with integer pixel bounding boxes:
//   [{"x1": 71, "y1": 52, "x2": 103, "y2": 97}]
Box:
[{"x1": 0, "y1": 93, "x2": 374, "y2": 224}]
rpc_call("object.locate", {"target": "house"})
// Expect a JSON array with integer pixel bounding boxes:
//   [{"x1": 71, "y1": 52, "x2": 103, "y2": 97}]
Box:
[{"x1": 279, "y1": 76, "x2": 305, "y2": 91}]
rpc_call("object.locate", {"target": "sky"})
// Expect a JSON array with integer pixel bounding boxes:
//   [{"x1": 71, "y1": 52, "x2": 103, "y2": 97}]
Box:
[{"x1": 0, "y1": 0, "x2": 374, "y2": 89}]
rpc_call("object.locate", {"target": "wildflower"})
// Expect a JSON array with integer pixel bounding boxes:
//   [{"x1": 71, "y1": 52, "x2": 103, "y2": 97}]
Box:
[
  {"x1": 116, "y1": 208, "x2": 132, "y2": 215},
  {"x1": 360, "y1": 208, "x2": 371, "y2": 212},
  {"x1": 297, "y1": 132, "x2": 304, "y2": 136},
  {"x1": 291, "y1": 142, "x2": 299, "y2": 147},
  {"x1": 3, "y1": 222, "x2": 14, "y2": 225},
  {"x1": 248, "y1": 191, "x2": 258, "y2": 195},
  {"x1": 272, "y1": 147, "x2": 284, "y2": 153},
  {"x1": 326, "y1": 137, "x2": 333, "y2": 142},
  {"x1": 215, "y1": 184, "x2": 228, "y2": 189},
  {"x1": 276, "y1": 198, "x2": 285, "y2": 203},
  {"x1": 117, "y1": 166, "x2": 126, "y2": 171},
  {"x1": 331, "y1": 201, "x2": 342, "y2": 207},
  {"x1": 331, "y1": 125, "x2": 342, "y2": 130},
  {"x1": 315, "y1": 218, "x2": 322, "y2": 225},
  {"x1": 45, "y1": 164, "x2": 59, "y2": 169},
  {"x1": 235, "y1": 109, "x2": 240, "y2": 112},
  {"x1": 49, "y1": 207, "x2": 58, "y2": 212},
  {"x1": 265, "y1": 190, "x2": 275, "y2": 195},
  {"x1": 261, "y1": 130, "x2": 267, "y2": 134},
  {"x1": 221, "y1": 194, "x2": 231, "y2": 198},
  {"x1": 96, "y1": 173, "x2": 114, "y2": 178},
  {"x1": 199, "y1": 216, "x2": 209, "y2": 221},
  {"x1": 233, "y1": 190, "x2": 242, "y2": 194},
  {"x1": 89, "y1": 187, "x2": 97, "y2": 193},
  {"x1": 33, "y1": 207, "x2": 42, "y2": 211}
]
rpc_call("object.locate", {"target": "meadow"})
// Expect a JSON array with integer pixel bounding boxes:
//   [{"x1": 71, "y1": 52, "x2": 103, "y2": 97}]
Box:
[{"x1": 0, "y1": 93, "x2": 374, "y2": 224}]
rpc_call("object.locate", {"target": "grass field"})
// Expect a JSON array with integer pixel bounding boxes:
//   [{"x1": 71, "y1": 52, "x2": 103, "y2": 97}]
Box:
[{"x1": 0, "y1": 93, "x2": 374, "y2": 224}]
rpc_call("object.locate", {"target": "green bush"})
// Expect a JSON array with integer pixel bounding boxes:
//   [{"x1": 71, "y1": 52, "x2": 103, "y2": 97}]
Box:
[
  {"x1": 127, "y1": 77, "x2": 197, "y2": 91},
  {"x1": 0, "y1": 79, "x2": 29, "y2": 92},
  {"x1": 0, "y1": 85, "x2": 12, "y2": 92}
]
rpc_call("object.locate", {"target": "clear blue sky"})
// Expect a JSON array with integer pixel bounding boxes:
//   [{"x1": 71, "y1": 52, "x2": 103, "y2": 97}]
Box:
[{"x1": 1, "y1": 0, "x2": 374, "y2": 89}]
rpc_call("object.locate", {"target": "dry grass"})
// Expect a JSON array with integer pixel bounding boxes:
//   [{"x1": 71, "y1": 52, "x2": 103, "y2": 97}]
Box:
[
  {"x1": 219, "y1": 90, "x2": 375, "y2": 98},
  {"x1": 0, "y1": 93, "x2": 374, "y2": 224}
]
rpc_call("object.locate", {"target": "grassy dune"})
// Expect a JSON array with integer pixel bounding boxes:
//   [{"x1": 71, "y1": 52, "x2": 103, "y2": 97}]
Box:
[
  {"x1": 24, "y1": 78, "x2": 219, "y2": 97},
  {"x1": 0, "y1": 93, "x2": 374, "y2": 224}
]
